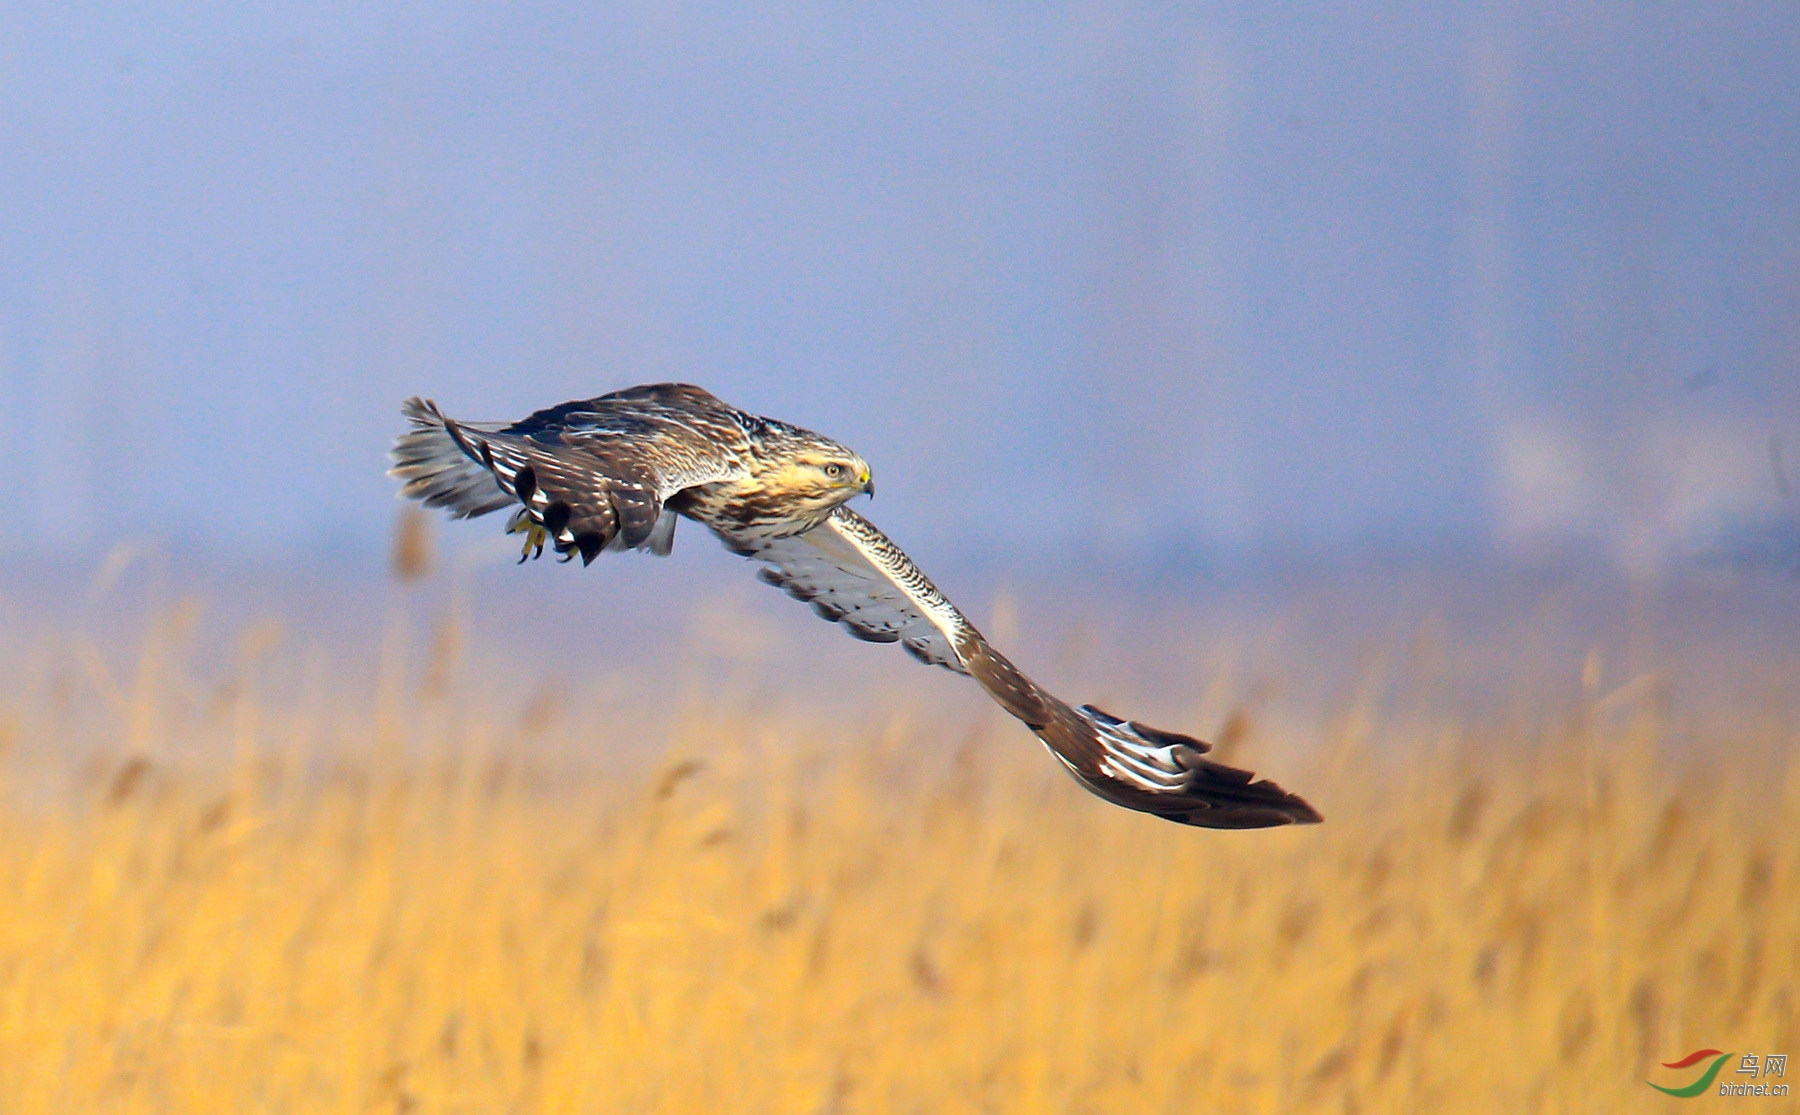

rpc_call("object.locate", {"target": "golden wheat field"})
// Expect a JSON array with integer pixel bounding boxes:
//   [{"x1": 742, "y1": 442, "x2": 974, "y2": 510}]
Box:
[{"x1": 0, "y1": 544, "x2": 1795, "y2": 1114}]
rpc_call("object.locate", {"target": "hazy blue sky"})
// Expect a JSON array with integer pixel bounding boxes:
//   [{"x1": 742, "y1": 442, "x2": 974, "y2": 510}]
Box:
[{"x1": 3, "y1": 1, "x2": 1797, "y2": 574}]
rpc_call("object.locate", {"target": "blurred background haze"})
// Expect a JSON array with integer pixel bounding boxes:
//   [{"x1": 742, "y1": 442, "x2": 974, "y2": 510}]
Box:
[{"x1": 3, "y1": 0, "x2": 1797, "y2": 577}]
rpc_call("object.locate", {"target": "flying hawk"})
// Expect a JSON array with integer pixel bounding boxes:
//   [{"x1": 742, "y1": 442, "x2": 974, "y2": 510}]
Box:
[{"x1": 391, "y1": 384, "x2": 1321, "y2": 829}]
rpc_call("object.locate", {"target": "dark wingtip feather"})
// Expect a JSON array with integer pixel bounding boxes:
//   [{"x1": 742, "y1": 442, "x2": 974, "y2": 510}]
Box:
[
  {"x1": 1174, "y1": 780, "x2": 1324, "y2": 828},
  {"x1": 1029, "y1": 698, "x2": 1323, "y2": 830},
  {"x1": 1155, "y1": 749, "x2": 1323, "y2": 829},
  {"x1": 1171, "y1": 797, "x2": 1323, "y2": 829}
]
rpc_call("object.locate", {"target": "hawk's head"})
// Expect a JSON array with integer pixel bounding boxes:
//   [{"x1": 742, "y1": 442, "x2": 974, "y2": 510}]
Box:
[{"x1": 749, "y1": 421, "x2": 875, "y2": 520}]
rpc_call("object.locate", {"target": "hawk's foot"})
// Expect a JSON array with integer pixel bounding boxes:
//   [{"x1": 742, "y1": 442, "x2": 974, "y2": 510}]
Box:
[{"x1": 507, "y1": 510, "x2": 547, "y2": 562}]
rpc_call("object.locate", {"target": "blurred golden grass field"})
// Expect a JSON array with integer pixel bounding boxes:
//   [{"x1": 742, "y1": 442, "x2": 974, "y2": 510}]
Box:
[{"x1": 0, "y1": 547, "x2": 1795, "y2": 1113}]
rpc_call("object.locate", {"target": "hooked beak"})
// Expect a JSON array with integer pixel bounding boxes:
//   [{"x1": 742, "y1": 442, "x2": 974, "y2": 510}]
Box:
[{"x1": 860, "y1": 470, "x2": 874, "y2": 499}]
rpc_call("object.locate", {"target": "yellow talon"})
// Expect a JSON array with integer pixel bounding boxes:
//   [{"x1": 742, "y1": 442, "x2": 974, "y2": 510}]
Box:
[{"x1": 507, "y1": 509, "x2": 548, "y2": 561}]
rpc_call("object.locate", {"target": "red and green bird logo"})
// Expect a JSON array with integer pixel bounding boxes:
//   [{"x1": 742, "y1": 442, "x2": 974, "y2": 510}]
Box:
[{"x1": 1647, "y1": 1050, "x2": 1731, "y2": 1098}]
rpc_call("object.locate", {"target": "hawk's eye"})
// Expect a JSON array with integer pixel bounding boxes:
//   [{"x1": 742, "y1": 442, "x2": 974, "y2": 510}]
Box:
[{"x1": 823, "y1": 463, "x2": 845, "y2": 479}]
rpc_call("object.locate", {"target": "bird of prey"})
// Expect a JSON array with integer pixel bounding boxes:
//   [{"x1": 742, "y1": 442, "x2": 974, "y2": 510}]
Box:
[{"x1": 391, "y1": 383, "x2": 1321, "y2": 829}]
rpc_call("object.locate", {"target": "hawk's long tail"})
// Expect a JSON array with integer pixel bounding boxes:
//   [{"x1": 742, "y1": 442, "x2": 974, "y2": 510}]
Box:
[{"x1": 389, "y1": 398, "x2": 516, "y2": 519}]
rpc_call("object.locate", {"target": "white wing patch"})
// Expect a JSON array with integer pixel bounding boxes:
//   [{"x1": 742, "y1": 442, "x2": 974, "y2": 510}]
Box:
[
  {"x1": 1078, "y1": 705, "x2": 1195, "y2": 792},
  {"x1": 736, "y1": 508, "x2": 972, "y2": 673}
]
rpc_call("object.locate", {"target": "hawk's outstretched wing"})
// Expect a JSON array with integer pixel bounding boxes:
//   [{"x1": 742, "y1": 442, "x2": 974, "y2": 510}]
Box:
[
  {"x1": 732, "y1": 508, "x2": 969, "y2": 672},
  {"x1": 391, "y1": 386, "x2": 752, "y2": 562},
  {"x1": 733, "y1": 508, "x2": 1322, "y2": 829}
]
